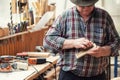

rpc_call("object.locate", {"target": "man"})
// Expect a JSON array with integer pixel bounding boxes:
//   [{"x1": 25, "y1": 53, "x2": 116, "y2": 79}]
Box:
[{"x1": 43, "y1": 0, "x2": 120, "y2": 80}]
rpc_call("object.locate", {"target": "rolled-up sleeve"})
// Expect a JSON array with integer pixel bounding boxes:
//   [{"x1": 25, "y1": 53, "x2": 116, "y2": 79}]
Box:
[
  {"x1": 106, "y1": 14, "x2": 120, "y2": 56},
  {"x1": 43, "y1": 15, "x2": 66, "y2": 52}
]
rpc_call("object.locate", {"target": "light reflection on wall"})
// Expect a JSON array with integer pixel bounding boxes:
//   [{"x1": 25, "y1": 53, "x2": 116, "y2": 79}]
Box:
[{"x1": 116, "y1": 0, "x2": 120, "y2": 4}]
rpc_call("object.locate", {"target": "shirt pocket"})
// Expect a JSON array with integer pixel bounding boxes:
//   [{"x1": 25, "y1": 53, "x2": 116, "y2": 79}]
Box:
[{"x1": 93, "y1": 26, "x2": 104, "y2": 44}]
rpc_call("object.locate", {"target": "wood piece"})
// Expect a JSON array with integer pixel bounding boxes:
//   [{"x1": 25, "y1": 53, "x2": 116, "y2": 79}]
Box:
[
  {"x1": 30, "y1": 11, "x2": 54, "y2": 32},
  {"x1": 76, "y1": 43, "x2": 97, "y2": 59},
  {"x1": 27, "y1": 52, "x2": 51, "y2": 58},
  {"x1": 11, "y1": 0, "x2": 17, "y2": 13}
]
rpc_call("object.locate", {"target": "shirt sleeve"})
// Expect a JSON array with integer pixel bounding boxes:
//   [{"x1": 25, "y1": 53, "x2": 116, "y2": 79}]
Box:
[
  {"x1": 106, "y1": 13, "x2": 120, "y2": 56},
  {"x1": 43, "y1": 15, "x2": 66, "y2": 52}
]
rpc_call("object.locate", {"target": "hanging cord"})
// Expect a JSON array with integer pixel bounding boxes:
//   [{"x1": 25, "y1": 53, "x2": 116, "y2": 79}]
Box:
[
  {"x1": 9, "y1": 2, "x2": 14, "y2": 34},
  {"x1": 31, "y1": 61, "x2": 57, "y2": 80},
  {"x1": 46, "y1": 61, "x2": 57, "y2": 80},
  {"x1": 31, "y1": 65, "x2": 44, "y2": 80}
]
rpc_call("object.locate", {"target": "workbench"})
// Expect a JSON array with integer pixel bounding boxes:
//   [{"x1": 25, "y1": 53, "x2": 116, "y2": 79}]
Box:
[{"x1": 0, "y1": 56, "x2": 59, "y2": 80}]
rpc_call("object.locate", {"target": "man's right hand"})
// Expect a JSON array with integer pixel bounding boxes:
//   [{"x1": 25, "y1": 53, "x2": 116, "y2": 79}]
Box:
[
  {"x1": 62, "y1": 38, "x2": 93, "y2": 50},
  {"x1": 73, "y1": 38, "x2": 93, "y2": 49}
]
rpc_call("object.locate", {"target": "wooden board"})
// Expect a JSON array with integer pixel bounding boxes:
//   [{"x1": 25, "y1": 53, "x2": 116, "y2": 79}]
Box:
[{"x1": 30, "y1": 11, "x2": 54, "y2": 32}]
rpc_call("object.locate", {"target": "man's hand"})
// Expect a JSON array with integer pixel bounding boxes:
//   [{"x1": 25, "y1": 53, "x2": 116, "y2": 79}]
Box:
[
  {"x1": 62, "y1": 38, "x2": 93, "y2": 49},
  {"x1": 87, "y1": 46, "x2": 111, "y2": 57},
  {"x1": 73, "y1": 38, "x2": 93, "y2": 49}
]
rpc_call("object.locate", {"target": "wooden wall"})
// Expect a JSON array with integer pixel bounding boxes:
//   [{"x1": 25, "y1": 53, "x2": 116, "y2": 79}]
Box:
[{"x1": 0, "y1": 27, "x2": 49, "y2": 56}]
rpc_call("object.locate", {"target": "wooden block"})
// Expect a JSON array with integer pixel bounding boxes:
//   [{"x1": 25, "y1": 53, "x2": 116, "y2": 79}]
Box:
[{"x1": 76, "y1": 43, "x2": 97, "y2": 59}]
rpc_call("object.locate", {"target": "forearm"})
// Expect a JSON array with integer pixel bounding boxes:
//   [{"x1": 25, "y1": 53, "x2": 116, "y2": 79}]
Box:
[{"x1": 62, "y1": 39, "x2": 75, "y2": 49}]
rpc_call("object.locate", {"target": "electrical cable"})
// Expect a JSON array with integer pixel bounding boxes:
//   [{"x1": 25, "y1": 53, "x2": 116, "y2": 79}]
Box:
[
  {"x1": 31, "y1": 60, "x2": 57, "y2": 80},
  {"x1": 31, "y1": 65, "x2": 44, "y2": 80},
  {"x1": 46, "y1": 61, "x2": 57, "y2": 80}
]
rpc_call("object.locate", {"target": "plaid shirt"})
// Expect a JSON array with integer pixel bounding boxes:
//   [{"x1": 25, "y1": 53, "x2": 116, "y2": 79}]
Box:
[{"x1": 43, "y1": 6, "x2": 120, "y2": 77}]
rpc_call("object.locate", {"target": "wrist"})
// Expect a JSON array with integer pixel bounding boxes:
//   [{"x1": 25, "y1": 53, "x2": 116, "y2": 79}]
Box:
[
  {"x1": 101, "y1": 46, "x2": 111, "y2": 57},
  {"x1": 62, "y1": 39, "x2": 75, "y2": 49}
]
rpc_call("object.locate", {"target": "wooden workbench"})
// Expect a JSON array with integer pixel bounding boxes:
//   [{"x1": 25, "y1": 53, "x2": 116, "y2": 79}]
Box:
[{"x1": 0, "y1": 56, "x2": 59, "y2": 80}]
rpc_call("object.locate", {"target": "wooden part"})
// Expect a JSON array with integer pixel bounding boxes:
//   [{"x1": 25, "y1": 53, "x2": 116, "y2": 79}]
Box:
[
  {"x1": 5, "y1": 40, "x2": 9, "y2": 55},
  {"x1": 49, "y1": 5, "x2": 56, "y2": 11},
  {"x1": 27, "y1": 52, "x2": 51, "y2": 58},
  {"x1": 76, "y1": 43, "x2": 97, "y2": 58},
  {"x1": 35, "y1": 2, "x2": 41, "y2": 16},
  {"x1": 44, "y1": 0, "x2": 48, "y2": 13},
  {"x1": 31, "y1": 11, "x2": 54, "y2": 32},
  {"x1": 32, "y1": 2, "x2": 40, "y2": 17},
  {"x1": 11, "y1": 0, "x2": 17, "y2": 14},
  {"x1": 3, "y1": 28, "x2": 9, "y2": 37},
  {"x1": 0, "y1": 28, "x2": 9, "y2": 37},
  {"x1": 0, "y1": 28, "x2": 50, "y2": 56},
  {"x1": 35, "y1": 16, "x2": 41, "y2": 24},
  {"x1": 0, "y1": 45, "x2": 2, "y2": 55},
  {"x1": 44, "y1": 66, "x2": 60, "y2": 80},
  {"x1": 0, "y1": 28, "x2": 4, "y2": 37}
]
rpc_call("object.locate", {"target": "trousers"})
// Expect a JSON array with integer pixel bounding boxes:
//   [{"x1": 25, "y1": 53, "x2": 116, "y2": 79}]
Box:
[{"x1": 58, "y1": 69, "x2": 106, "y2": 80}]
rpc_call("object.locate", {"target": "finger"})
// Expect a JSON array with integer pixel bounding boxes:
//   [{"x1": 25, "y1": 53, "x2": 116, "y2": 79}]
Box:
[
  {"x1": 80, "y1": 44, "x2": 88, "y2": 49},
  {"x1": 84, "y1": 39, "x2": 93, "y2": 47}
]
